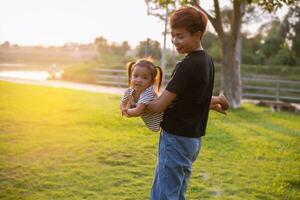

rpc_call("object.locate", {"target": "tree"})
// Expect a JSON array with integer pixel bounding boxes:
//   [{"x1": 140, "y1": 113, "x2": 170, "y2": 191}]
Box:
[
  {"x1": 145, "y1": 0, "x2": 295, "y2": 108},
  {"x1": 146, "y1": 1, "x2": 177, "y2": 85},
  {"x1": 281, "y1": 3, "x2": 300, "y2": 59},
  {"x1": 121, "y1": 41, "x2": 130, "y2": 56},
  {"x1": 0, "y1": 41, "x2": 10, "y2": 49},
  {"x1": 255, "y1": 5, "x2": 299, "y2": 66},
  {"x1": 94, "y1": 36, "x2": 131, "y2": 62},
  {"x1": 260, "y1": 20, "x2": 285, "y2": 58},
  {"x1": 202, "y1": 31, "x2": 219, "y2": 50},
  {"x1": 270, "y1": 44, "x2": 296, "y2": 65},
  {"x1": 241, "y1": 33, "x2": 263, "y2": 64},
  {"x1": 136, "y1": 38, "x2": 162, "y2": 60},
  {"x1": 202, "y1": 32, "x2": 221, "y2": 62},
  {"x1": 94, "y1": 36, "x2": 108, "y2": 57}
]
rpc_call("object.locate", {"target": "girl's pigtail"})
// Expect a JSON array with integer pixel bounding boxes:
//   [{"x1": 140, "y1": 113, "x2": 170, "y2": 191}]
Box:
[
  {"x1": 155, "y1": 66, "x2": 163, "y2": 92},
  {"x1": 126, "y1": 61, "x2": 135, "y2": 87}
]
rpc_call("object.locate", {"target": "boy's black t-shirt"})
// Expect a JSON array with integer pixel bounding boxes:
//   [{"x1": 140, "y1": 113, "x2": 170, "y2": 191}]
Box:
[{"x1": 160, "y1": 50, "x2": 215, "y2": 138}]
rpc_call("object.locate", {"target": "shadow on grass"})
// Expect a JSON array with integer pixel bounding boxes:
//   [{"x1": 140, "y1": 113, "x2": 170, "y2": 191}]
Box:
[
  {"x1": 227, "y1": 105, "x2": 299, "y2": 137},
  {"x1": 287, "y1": 180, "x2": 300, "y2": 189},
  {"x1": 228, "y1": 106, "x2": 267, "y2": 123}
]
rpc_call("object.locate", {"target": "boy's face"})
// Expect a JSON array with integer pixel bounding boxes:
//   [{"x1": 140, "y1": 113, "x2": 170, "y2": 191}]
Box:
[{"x1": 171, "y1": 27, "x2": 201, "y2": 54}]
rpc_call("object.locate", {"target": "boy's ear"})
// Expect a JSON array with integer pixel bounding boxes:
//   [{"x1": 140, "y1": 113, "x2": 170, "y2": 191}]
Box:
[{"x1": 194, "y1": 30, "x2": 202, "y2": 41}]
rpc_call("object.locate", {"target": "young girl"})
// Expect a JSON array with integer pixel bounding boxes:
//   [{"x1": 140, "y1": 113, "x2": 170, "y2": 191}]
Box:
[
  {"x1": 120, "y1": 58, "x2": 229, "y2": 132},
  {"x1": 120, "y1": 58, "x2": 164, "y2": 132}
]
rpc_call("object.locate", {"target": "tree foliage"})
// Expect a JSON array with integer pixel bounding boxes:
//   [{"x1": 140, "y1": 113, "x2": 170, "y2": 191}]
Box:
[
  {"x1": 248, "y1": 0, "x2": 295, "y2": 12},
  {"x1": 283, "y1": 3, "x2": 300, "y2": 57},
  {"x1": 94, "y1": 36, "x2": 131, "y2": 58},
  {"x1": 0, "y1": 41, "x2": 10, "y2": 49},
  {"x1": 136, "y1": 38, "x2": 162, "y2": 60},
  {"x1": 251, "y1": 3, "x2": 299, "y2": 66},
  {"x1": 144, "y1": 0, "x2": 296, "y2": 108}
]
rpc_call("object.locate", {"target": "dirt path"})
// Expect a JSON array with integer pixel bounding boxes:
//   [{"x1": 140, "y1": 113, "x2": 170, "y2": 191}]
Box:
[{"x1": 0, "y1": 77, "x2": 125, "y2": 95}]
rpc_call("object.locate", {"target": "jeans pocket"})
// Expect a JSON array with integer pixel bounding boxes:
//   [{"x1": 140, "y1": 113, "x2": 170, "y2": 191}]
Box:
[
  {"x1": 162, "y1": 131, "x2": 201, "y2": 163},
  {"x1": 177, "y1": 136, "x2": 201, "y2": 162}
]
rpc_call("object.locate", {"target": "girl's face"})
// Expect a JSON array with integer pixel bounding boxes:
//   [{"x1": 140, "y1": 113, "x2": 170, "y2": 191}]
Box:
[
  {"x1": 171, "y1": 27, "x2": 201, "y2": 54},
  {"x1": 131, "y1": 66, "x2": 153, "y2": 92}
]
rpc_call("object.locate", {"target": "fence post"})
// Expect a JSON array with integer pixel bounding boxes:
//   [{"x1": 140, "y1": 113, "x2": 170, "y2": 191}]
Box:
[
  {"x1": 117, "y1": 72, "x2": 121, "y2": 87},
  {"x1": 276, "y1": 81, "x2": 280, "y2": 101}
]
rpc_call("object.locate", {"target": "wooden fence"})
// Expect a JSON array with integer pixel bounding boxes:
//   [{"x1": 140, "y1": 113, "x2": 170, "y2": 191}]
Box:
[
  {"x1": 241, "y1": 77, "x2": 300, "y2": 102},
  {"x1": 95, "y1": 68, "x2": 300, "y2": 103}
]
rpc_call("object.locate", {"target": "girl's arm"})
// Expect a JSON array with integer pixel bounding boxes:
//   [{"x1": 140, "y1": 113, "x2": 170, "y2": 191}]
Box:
[
  {"x1": 147, "y1": 90, "x2": 177, "y2": 113},
  {"x1": 120, "y1": 100, "x2": 129, "y2": 117},
  {"x1": 126, "y1": 103, "x2": 146, "y2": 117},
  {"x1": 120, "y1": 89, "x2": 132, "y2": 117}
]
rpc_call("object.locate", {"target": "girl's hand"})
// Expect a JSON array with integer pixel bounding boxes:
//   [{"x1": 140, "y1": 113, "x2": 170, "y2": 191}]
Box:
[{"x1": 121, "y1": 108, "x2": 129, "y2": 117}]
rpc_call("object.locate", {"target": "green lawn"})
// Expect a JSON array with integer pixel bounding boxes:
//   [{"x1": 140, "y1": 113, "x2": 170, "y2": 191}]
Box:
[{"x1": 0, "y1": 81, "x2": 299, "y2": 200}]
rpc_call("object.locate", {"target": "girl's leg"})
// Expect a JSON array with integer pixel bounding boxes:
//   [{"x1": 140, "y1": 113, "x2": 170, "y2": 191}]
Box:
[
  {"x1": 210, "y1": 104, "x2": 227, "y2": 115},
  {"x1": 219, "y1": 94, "x2": 229, "y2": 110},
  {"x1": 210, "y1": 96, "x2": 219, "y2": 105}
]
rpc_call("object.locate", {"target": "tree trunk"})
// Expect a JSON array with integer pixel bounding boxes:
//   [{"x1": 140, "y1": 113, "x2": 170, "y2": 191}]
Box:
[
  {"x1": 220, "y1": 35, "x2": 242, "y2": 108},
  {"x1": 161, "y1": 5, "x2": 169, "y2": 87},
  {"x1": 217, "y1": 0, "x2": 245, "y2": 108}
]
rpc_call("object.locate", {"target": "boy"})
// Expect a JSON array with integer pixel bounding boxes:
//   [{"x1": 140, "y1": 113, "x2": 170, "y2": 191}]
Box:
[{"x1": 146, "y1": 6, "x2": 225, "y2": 199}]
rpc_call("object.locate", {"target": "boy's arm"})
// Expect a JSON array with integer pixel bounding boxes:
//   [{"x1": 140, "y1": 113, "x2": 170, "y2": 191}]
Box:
[
  {"x1": 146, "y1": 90, "x2": 177, "y2": 113},
  {"x1": 127, "y1": 103, "x2": 146, "y2": 117}
]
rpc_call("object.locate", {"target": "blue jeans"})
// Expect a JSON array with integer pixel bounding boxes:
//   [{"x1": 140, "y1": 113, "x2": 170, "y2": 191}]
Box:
[{"x1": 150, "y1": 130, "x2": 202, "y2": 200}]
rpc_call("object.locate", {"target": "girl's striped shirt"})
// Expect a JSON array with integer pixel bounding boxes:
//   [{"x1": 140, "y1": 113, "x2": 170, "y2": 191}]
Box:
[{"x1": 121, "y1": 86, "x2": 163, "y2": 132}]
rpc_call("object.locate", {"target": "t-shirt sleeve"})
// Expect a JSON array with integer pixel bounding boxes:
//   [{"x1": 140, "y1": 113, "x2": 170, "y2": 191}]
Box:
[
  {"x1": 121, "y1": 88, "x2": 131, "y2": 104},
  {"x1": 138, "y1": 87, "x2": 156, "y2": 105},
  {"x1": 166, "y1": 61, "x2": 191, "y2": 96}
]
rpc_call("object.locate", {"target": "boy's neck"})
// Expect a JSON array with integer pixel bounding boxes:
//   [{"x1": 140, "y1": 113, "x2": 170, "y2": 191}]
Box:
[
  {"x1": 187, "y1": 44, "x2": 204, "y2": 54},
  {"x1": 194, "y1": 44, "x2": 203, "y2": 51}
]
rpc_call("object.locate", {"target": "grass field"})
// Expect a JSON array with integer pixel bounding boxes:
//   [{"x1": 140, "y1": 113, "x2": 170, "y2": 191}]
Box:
[{"x1": 0, "y1": 81, "x2": 299, "y2": 200}]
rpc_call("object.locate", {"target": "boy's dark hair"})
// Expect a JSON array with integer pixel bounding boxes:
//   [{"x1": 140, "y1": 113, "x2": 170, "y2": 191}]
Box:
[{"x1": 170, "y1": 6, "x2": 208, "y2": 39}]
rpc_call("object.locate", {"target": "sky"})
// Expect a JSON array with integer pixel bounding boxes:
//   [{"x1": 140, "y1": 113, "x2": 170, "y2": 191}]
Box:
[{"x1": 0, "y1": 0, "x2": 287, "y2": 48}]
